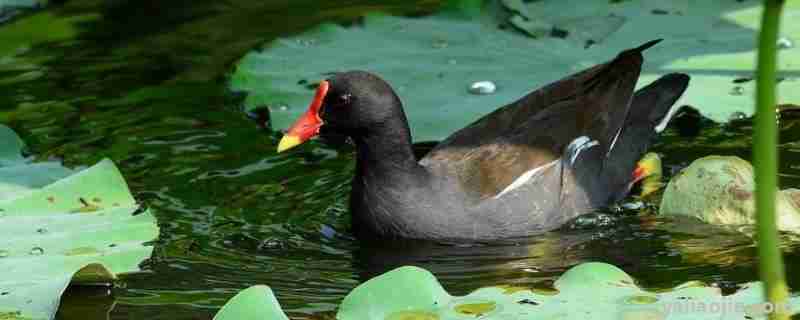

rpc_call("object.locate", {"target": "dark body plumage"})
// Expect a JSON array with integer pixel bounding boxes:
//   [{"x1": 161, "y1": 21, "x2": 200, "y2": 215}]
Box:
[{"x1": 309, "y1": 40, "x2": 689, "y2": 241}]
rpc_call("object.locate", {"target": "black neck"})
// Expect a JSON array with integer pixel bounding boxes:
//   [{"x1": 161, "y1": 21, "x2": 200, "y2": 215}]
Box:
[{"x1": 352, "y1": 118, "x2": 418, "y2": 180}]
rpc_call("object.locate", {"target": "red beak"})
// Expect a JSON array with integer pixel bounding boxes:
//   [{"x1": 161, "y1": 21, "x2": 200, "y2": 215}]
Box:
[{"x1": 277, "y1": 81, "x2": 329, "y2": 152}]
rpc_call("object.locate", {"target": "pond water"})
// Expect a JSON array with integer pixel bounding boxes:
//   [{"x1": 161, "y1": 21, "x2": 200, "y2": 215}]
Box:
[{"x1": 1, "y1": 1, "x2": 799, "y2": 319}]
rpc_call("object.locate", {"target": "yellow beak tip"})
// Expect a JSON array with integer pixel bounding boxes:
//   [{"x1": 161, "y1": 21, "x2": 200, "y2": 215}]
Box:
[{"x1": 277, "y1": 135, "x2": 303, "y2": 153}]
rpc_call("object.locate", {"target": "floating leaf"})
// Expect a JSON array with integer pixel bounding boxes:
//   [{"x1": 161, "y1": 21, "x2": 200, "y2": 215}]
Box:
[
  {"x1": 213, "y1": 285, "x2": 288, "y2": 320},
  {"x1": 214, "y1": 262, "x2": 800, "y2": 319},
  {"x1": 0, "y1": 0, "x2": 42, "y2": 23},
  {"x1": 0, "y1": 125, "x2": 24, "y2": 165},
  {"x1": 0, "y1": 125, "x2": 159, "y2": 320},
  {"x1": 230, "y1": 1, "x2": 800, "y2": 142},
  {"x1": 0, "y1": 0, "x2": 42, "y2": 8}
]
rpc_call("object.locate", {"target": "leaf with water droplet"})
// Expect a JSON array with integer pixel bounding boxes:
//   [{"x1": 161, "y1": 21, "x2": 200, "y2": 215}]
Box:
[
  {"x1": 231, "y1": 1, "x2": 800, "y2": 140},
  {"x1": 0, "y1": 125, "x2": 159, "y2": 320},
  {"x1": 467, "y1": 81, "x2": 496, "y2": 95},
  {"x1": 216, "y1": 262, "x2": 800, "y2": 320}
]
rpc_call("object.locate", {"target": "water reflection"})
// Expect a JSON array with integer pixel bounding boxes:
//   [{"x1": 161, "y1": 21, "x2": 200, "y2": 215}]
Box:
[{"x1": 1, "y1": 1, "x2": 799, "y2": 320}]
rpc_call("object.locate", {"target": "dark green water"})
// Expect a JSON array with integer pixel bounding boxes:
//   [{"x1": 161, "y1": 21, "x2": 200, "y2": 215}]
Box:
[{"x1": 1, "y1": 1, "x2": 798, "y2": 319}]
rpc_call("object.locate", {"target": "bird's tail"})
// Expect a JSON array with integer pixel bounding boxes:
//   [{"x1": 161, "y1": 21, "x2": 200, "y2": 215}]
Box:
[{"x1": 605, "y1": 73, "x2": 690, "y2": 202}]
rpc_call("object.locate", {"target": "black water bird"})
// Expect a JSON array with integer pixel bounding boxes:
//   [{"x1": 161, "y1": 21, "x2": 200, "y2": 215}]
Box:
[{"x1": 277, "y1": 40, "x2": 690, "y2": 241}]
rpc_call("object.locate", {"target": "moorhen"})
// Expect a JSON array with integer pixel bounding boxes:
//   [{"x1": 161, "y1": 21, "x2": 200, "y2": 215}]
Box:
[{"x1": 277, "y1": 40, "x2": 689, "y2": 241}]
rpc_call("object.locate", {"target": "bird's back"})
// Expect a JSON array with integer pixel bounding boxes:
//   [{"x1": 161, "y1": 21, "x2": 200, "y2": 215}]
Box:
[{"x1": 411, "y1": 41, "x2": 689, "y2": 240}]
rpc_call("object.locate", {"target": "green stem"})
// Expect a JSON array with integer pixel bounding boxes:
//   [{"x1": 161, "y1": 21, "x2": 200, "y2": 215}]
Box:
[{"x1": 754, "y1": 1, "x2": 789, "y2": 320}]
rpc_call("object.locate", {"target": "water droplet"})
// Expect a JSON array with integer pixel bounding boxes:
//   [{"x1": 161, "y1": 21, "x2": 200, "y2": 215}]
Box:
[
  {"x1": 0, "y1": 250, "x2": 8, "y2": 258},
  {"x1": 570, "y1": 212, "x2": 615, "y2": 229},
  {"x1": 777, "y1": 37, "x2": 794, "y2": 50},
  {"x1": 29, "y1": 247, "x2": 44, "y2": 256},
  {"x1": 468, "y1": 81, "x2": 497, "y2": 95},
  {"x1": 258, "y1": 238, "x2": 284, "y2": 250},
  {"x1": 730, "y1": 86, "x2": 744, "y2": 96},
  {"x1": 621, "y1": 201, "x2": 644, "y2": 210},
  {"x1": 447, "y1": 59, "x2": 457, "y2": 65},
  {"x1": 278, "y1": 104, "x2": 288, "y2": 111},
  {"x1": 432, "y1": 39, "x2": 449, "y2": 49},
  {"x1": 728, "y1": 111, "x2": 747, "y2": 121},
  {"x1": 36, "y1": 228, "x2": 47, "y2": 234}
]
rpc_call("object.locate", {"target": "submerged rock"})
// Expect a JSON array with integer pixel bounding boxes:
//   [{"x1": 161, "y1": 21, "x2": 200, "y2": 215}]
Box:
[{"x1": 659, "y1": 156, "x2": 800, "y2": 233}]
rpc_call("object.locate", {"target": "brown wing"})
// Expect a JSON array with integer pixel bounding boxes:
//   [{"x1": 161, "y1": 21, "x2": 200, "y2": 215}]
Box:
[{"x1": 420, "y1": 40, "x2": 658, "y2": 201}]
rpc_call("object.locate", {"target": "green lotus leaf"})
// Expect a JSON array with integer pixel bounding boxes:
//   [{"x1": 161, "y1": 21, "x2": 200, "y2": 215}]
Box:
[
  {"x1": 0, "y1": 125, "x2": 24, "y2": 165},
  {"x1": 0, "y1": 125, "x2": 159, "y2": 320},
  {"x1": 0, "y1": 0, "x2": 42, "y2": 8},
  {"x1": 215, "y1": 262, "x2": 800, "y2": 319},
  {"x1": 0, "y1": 0, "x2": 42, "y2": 18},
  {"x1": 229, "y1": 0, "x2": 800, "y2": 142},
  {"x1": 338, "y1": 266, "x2": 450, "y2": 320},
  {"x1": 213, "y1": 285, "x2": 288, "y2": 320}
]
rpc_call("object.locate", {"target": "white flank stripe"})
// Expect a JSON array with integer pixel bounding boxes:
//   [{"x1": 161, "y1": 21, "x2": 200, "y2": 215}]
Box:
[
  {"x1": 607, "y1": 128, "x2": 622, "y2": 156},
  {"x1": 493, "y1": 159, "x2": 559, "y2": 199},
  {"x1": 655, "y1": 103, "x2": 681, "y2": 133}
]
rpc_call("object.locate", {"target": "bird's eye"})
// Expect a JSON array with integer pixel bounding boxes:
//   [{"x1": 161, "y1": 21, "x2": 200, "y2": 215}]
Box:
[
  {"x1": 320, "y1": 92, "x2": 351, "y2": 119},
  {"x1": 337, "y1": 93, "x2": 352, "y2": 105}
]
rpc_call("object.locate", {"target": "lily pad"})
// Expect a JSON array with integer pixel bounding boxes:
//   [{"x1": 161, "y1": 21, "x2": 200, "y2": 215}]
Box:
[
  {"x1": 213, "y1": 285, "x2": 288, "y2": 320},
  {"x1": 659, "y1": 155, "x2": 800, "y2": 233},
  {"x1": 0, "y1": 125, "x2": 159, "y2": 320},
  {"x1": 0, "y1": 0, "x2": 41, "y2": 13},
  {"x1": 0, "y1": 0, "x2": 44, "y2": 25},
  {"x1": 215, "y1": 262, "x2": 800, "y2": 319},
  {"x1": 501, "y1": 0, "x2": 800, "y2": 119},
  {"x1": 0, "y1": 0, "x2": 42, "y2": 7},
  {"x1": 0, "y1": 125, "x2": 24, "y2": 165},
  {"x1": 229, "y1": 0, "x2": 800, "y2": 142}
]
